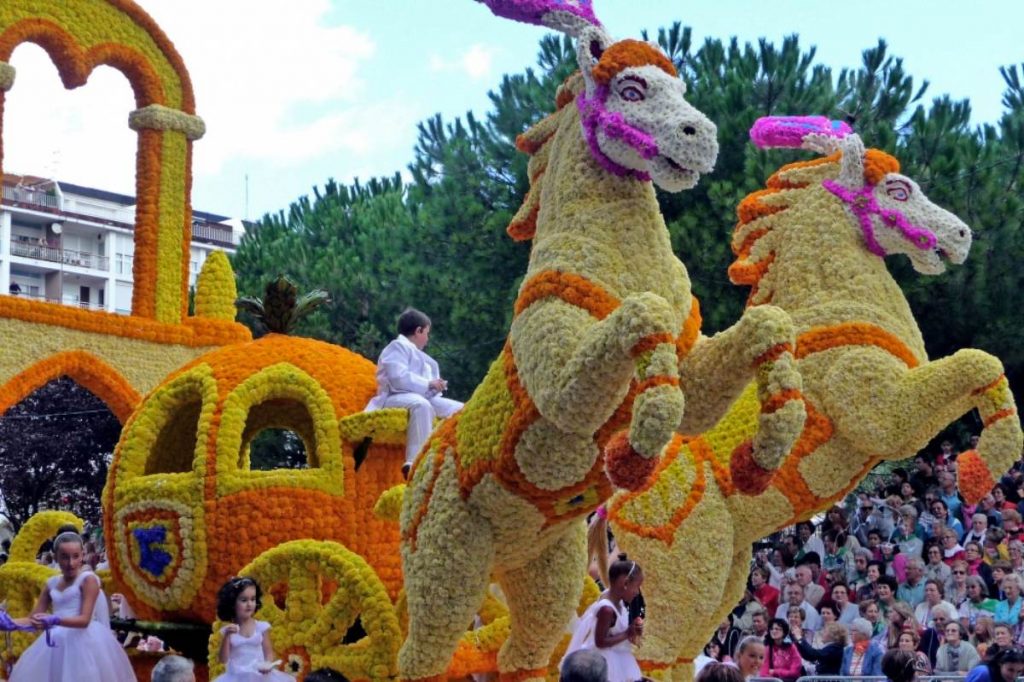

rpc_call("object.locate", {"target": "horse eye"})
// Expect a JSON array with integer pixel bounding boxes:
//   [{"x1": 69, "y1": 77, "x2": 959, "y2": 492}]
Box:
[
  {"x1": 886, "y1": 185, "x2": 910, "y2": 202},
  {"x1": 619, "y1": 85, "x2": 645, "y2": 102}
]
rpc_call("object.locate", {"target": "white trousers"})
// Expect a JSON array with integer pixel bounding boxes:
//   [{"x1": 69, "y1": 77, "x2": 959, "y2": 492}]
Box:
[{"x1": 378, "y1": 393, "x2": 464, "y2": 465}]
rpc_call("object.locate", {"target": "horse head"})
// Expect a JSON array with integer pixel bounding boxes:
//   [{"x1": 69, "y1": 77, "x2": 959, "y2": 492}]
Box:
[
  {"x1": 752, "y1": 116, "x2": 972, "y2": 274},
  {"x1": 477, "y1": 0, "x2": 718, "y2": 191},
  {"x1": 829, "y1": 134, "x2": 972, "y2": 274}
]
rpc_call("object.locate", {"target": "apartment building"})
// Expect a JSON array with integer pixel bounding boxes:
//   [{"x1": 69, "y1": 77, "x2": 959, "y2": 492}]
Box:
[{"x1": 0, "y1": 174, "x2": 239, "y2": 314}]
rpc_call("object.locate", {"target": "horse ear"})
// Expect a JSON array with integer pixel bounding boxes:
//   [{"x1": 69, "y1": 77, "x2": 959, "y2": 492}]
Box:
[
  {"x1": 576, "y1": 25, "x2": 612, "y2": 92},
  {"x1": 801, "y1": 132, "x2": 842, "y2": 155},
  {"x1": 837, "y1": 134, "x2": 866, "y2": 189}
]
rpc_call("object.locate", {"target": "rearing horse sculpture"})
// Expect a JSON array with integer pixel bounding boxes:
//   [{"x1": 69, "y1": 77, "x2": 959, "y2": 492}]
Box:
[
  {"x1": 605, "y1": 120, "x2": 1023, "y2": 682},
  {"x1": 398, "y1": 4, "x2": 809, "y2": 681}
]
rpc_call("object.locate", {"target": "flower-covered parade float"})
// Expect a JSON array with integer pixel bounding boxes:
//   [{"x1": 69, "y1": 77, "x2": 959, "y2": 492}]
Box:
[
  {"x1": 603, "y1": 119, "x2": 1023, "y2": 681},
  {"x1": 394, "y1": 2, "x2": 814, "y2": 682},
  {"x1": 0, "y1": 0, "x2": 1020, "y2": 681}
]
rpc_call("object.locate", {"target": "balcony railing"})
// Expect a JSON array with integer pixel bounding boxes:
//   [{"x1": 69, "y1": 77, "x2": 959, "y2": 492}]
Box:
[
  {"x1": 3, "y1": 184, "x2": 237, "y2": 249},
  {"x1": 10, "y1": 240, "x2": 110, "y2": 271},
  {"x1": 191, "y1": 221, "x2": 237, "y2": 246},
  {"x1": 6, "y1": 290, "x2": 107, "y2": 311},
  {"x1": 2, "y1": 184, "x2": 60, "y2": 211}
]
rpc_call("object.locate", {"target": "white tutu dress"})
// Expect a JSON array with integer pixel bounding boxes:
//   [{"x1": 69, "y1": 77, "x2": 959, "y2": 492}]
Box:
[
  {"x1": 213, "y1": 620, "x2": 291, "y2": 682},
  {"x1": 561, "y1": 597, "x2": 642, "y2": 682},
  {"x1": 10, "y1": 570, "x2": 136, "y2": 682}
]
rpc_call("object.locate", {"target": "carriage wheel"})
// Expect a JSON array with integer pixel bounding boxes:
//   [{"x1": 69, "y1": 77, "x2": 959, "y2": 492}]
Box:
[{"x1": 208, "y1": 540, "x2": 400, "y2": 681}]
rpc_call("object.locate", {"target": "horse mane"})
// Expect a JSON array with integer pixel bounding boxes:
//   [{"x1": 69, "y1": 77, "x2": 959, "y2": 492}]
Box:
[
  {"x1": 506, "y1": 73, "x2": 584, "y2": 241},
  {"x1": 728, "y1": 148, "x2": 900, "y2": 304}
]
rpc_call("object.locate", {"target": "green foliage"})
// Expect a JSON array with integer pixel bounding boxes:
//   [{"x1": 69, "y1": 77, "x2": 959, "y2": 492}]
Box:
[{"x1": 232, "y1": 26, "x2": 1023, "y2": 420}]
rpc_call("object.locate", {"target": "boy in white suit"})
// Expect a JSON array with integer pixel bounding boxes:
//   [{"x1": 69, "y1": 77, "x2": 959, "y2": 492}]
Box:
[{"x1": 365, "y1": 308, "x2": 464, "y2": 477}]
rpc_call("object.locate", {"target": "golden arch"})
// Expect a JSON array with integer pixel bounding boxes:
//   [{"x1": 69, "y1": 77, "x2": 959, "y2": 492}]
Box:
[
  {"x1": 0, "y1": 349, "x2": 141, "y2": 422},
  {"x1": 0, "y1": 0, "x2": 204, "y2": 323}
]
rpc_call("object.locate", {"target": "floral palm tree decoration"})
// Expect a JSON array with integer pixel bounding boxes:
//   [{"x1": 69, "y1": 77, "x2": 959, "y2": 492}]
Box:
[{"x1": 235, "y1": 276, "x2": 329, "y2": 336}]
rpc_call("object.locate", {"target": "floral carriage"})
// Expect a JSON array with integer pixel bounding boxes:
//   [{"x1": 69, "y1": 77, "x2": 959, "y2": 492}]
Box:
[{"x1": 0, "y1": 328, "x2": 591, "y2": 681}]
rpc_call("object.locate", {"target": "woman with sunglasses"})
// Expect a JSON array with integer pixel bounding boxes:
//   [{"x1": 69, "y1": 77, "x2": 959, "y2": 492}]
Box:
[
  {"x1": 760, "y1": 619, "x2": 803, "y2": 682},
  {"x1": 949, "y1": 560, "x2": 972, "y2": 608}
]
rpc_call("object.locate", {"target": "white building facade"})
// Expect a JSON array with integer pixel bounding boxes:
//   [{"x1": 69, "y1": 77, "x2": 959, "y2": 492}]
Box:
[{"x1": 1, "y1": 174, "x2": 238, "y2": 314}]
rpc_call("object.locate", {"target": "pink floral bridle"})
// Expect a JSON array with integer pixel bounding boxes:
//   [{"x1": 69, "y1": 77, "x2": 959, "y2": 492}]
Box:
[{"x1": 821, "y1": 178, "x2": 938, "y2": 258}]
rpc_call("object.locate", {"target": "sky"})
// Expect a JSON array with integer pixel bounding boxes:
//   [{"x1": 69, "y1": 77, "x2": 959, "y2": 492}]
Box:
[{"x1": 2, "y1": 1, "x2": 1021, "y2": 221}]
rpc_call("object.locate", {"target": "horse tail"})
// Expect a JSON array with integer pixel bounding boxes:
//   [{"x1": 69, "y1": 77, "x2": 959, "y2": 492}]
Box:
[{"x1": 588, "y1": 507, "x2": 610, "y2": 587}]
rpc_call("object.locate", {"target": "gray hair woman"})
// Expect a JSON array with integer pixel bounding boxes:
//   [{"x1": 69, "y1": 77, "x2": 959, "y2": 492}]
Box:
[
  {"x1": 841, "y1": 618, "x2": 882, "y2": 676},
  {"x1": 961, "y1": 575, "x2": 993, "y2": 631},
  {"x1": 934, "y1": 620, "x2": 980, "y2": 673},
  {"x1": 1008, "y1": 540, "x2": 1024, "y2": 573}
]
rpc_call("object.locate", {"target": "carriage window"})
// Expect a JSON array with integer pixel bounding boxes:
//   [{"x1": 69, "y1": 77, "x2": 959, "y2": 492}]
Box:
[
  {"x1": 240, "y1": 399, "x2": 317, "y2": 470},
  {"x1": 146, "y1": 398, "x2": 201, "y2": 475},
  {"x1": 249, "y1": 429, "x2": 308, "y2": 471}
]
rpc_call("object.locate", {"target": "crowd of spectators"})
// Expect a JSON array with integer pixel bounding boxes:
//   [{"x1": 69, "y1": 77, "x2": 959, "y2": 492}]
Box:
[{"x1": 696, "y1": 437, "x2": 1024, "y2": 680}]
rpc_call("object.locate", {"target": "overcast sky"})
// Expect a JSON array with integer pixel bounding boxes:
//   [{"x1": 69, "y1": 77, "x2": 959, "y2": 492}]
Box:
[{"x1": 2, "y1": 1, "x2": 1020, "y2": 220}]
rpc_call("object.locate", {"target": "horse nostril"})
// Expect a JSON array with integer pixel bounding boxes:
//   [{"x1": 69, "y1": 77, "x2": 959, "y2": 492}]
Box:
[{"x1": 683, "y1": 126, "x2": 697, "y2": 136}]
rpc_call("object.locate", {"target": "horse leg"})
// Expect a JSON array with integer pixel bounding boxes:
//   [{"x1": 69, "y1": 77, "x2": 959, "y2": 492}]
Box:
[
  {"x1": 495, "y1": 522, "x2": 587, "y2": 682},
  {"x1": 824, "y1": 348, "x2": 1022, "y2": 482},
  {"x1": 618, "y1": 469, "x2": 733, "y2": 681},
  {"x1": 678, "y1": 304, "x2": 805, "y2": 473},
  {"x1": 399, "y1": 457, "x2": 494, "y2": 681},
  {"x1": 513, "y1": 293, "x2": 684, "y2": 460}
]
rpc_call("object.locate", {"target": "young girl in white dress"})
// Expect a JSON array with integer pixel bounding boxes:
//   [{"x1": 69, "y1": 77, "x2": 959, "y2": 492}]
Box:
[
  {"x1": 9, "y1": 530, "x2": 136, "y2": 682},
  {"x1": 563, "y1": 556, "x2": 646, "y2": 682},
  {"x1": 213, "y1": 576, "x2": 290, "y2": 682}
]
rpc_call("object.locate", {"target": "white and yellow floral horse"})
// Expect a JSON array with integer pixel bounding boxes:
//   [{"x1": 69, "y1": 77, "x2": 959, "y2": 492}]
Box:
[
  {"x1": 606, "y1": 120, "x2": 1023, "y2": 681},
  {"x1": 397, "y1": 4, "x2": 808, "y2": 680}
]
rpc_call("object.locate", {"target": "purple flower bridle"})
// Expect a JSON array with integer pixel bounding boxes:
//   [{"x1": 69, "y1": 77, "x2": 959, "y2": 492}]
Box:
[
  {"x1": 821, "y1": 179, "x2": 937, "y2": 258},
  {"x1": 577, "y1": 86, "x2": 659, "y2": 181}
]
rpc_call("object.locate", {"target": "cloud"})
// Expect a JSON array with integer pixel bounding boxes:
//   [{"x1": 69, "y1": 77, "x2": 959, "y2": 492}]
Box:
[
  {"x1": 1, "y1": 0, "x2": 392, "y2": 195},
  {"x1": 428, "y1": 43, "x2": 496, "y2": 81}
]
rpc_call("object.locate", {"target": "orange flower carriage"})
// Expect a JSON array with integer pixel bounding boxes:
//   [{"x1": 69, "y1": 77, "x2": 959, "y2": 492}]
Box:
[{"x1": 100, "y1": 333, "x2": 410, "y2": 680}]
